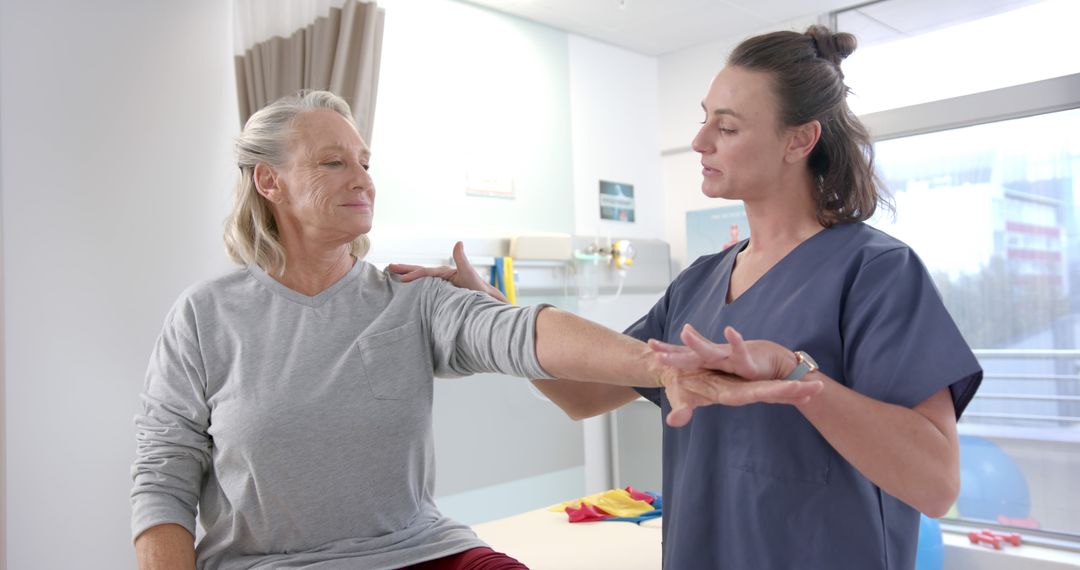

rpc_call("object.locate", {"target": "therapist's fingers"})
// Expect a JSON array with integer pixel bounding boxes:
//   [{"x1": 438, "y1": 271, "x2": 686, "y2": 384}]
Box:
[
  {"x1": 680, "y1": 325, "x2": 737, "y2": 371},
  {"x1": 666, "y1": 405, "x2": 696, "y2": 428},
  {"x1": 386, "y1": 263, "x2": 423, "y2": 274},
  {"x1": 648, "y1": 340, "x2": 706, "y2": 369},
  {"x1": 451, "y1": 240, "x2": 509, "y2": 302},
  {"x1": 647, "y1": 339, "x2": 681, "y2": 353},
  {"x1": 652, "y1": 347, "x2": 705, "y2": 370},
  {"x1": 388, "y1": 265, "x2": 455, "y2": 282},
  {"x1": 662, "y1": 368, "x2": 737, "y2": 428},
  {"x1": 665, "y1": 378, "x2": 822, "y2": 428},
  {"x1": 649, "y1": 339, "x2": 706, "y2": 356},
  {"x1": 681, "y1": 324, "x2": 779, "y2": 380},
  {"x1": 451, "y1": 242, "x2": 476, "y2": 274},
  {"x1": 449, "y1": 242, "x2": 510, "y2": 303},
  {"x1": 452, "y1": 241, "x2": 492, "y2": 285},
  {"x1": 662, "y1": 379, "x2": 707, "y2": 428},
  {"x1": 449, "y1": 242, "x2": 482, "y2": 286},
  {"x1": 681, "y1": 375, "x2": 824, "y2": 407},
  {"x1": 721, "y1": 326, "x2": 762, "y2": 376}
]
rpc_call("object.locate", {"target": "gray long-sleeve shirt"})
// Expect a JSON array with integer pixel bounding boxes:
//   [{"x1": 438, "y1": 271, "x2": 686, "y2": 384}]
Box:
[{"x1": 131, "y1": 260, "x2": 550, "y2": 569}]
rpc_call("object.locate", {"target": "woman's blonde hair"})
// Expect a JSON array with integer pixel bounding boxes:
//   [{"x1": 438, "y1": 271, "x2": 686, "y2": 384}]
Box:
[{"x1": 224, "y1": 90, "x2": 370, "y2": 273}]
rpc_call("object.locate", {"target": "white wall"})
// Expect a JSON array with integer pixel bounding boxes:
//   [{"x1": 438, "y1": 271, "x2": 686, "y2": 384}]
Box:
[
  {"x1": 0, "y1": 0, "x2": 238, "y2": 568},
  {"x1": 370, "y1": 0, "x2": 667, "y2": 251},
  {"x1": 369, "y1": 0, "x2": 575, "y2": 246},
  {"x1": 370, "y1": 0, "x2": 670, "y2": 520},
  {"x1": 563, "y1": 35, "x2": 665, "y2": 493},
  {"x1": 657, "y1": 17, "x2": 817, "y2": 269},
  {"x1": 567, "y1": 34, "x2": 663, "y2": 241}
]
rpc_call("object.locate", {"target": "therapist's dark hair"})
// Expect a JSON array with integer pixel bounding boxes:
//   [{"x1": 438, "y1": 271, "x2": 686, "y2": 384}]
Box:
[{"x1": 729, "y1": 25, "x2": 891, "y2": 226}]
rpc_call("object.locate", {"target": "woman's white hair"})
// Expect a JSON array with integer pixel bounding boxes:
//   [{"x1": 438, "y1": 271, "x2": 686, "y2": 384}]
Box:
[{"x1": 224, "y1": 90, "x2": 370, "y2": 273}]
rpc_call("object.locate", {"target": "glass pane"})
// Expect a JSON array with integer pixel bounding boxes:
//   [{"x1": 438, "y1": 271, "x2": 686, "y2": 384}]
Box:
[
  {"x1": 868, "y1": 108, "x2": 1080, "y2": 536},
  {"x1": 836, "y1": 0, "x2": 1080, "y2": 114}
]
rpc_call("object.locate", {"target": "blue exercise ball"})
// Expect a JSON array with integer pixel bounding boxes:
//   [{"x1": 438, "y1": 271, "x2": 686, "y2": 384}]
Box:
[
  {"x1": 916, "y1": 514, "x2": 944, "y2": 570},
  {"x1": 957, "y1": 435, "x2": 1030, "y2": 521}
]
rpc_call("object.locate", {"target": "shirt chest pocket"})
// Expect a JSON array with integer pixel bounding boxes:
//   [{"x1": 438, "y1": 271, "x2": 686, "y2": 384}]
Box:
[
  {"x1": 721, "y1": 406, "x2": 832, "y2": 485},
  {"x1": 357, "y1": 321, "x2": 432, "y2": 400}
]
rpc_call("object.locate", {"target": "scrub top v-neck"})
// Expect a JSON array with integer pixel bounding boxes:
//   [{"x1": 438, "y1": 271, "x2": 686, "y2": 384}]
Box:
[
  {"x1": 717, "y1": 228, "x2": 825, "y2": 307},
  {"x1": 629, "y1": 222, "x2": 982, "y2": 570}
]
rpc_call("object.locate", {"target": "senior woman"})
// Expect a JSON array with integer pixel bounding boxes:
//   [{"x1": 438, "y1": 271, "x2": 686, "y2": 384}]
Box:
[{"x1": 130, "y1": 90, "x2": 819, "y2": 570}]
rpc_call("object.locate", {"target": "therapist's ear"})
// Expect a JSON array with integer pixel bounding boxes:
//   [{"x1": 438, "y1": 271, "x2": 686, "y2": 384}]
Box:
[
  {"x1": 253, "y1": 163, "x2": 286, "y2": 204},
  {"x1": 783, "y1": 120, "x2": 821, "y2": 164}
]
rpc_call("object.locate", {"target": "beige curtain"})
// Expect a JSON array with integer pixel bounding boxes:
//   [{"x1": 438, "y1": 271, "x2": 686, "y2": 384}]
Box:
[{"x1": 234, "y1": 0, "x2": 384, "y2": 142}]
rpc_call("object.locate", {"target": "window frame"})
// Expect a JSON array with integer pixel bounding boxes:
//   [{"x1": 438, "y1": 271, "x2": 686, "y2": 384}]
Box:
[{"x1": 861, "y1": 72, "x2": 1080, "y2": 142}]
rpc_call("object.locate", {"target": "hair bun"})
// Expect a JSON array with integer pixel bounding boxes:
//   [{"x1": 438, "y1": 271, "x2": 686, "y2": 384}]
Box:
[{"x1": 805, "y1": 25, "x2": 857, "y2": 66}]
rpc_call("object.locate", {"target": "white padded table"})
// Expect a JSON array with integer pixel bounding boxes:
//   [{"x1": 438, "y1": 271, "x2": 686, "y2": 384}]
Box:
[{"x1": 472, "y1": 508, "x2": 662, "y2": 569}]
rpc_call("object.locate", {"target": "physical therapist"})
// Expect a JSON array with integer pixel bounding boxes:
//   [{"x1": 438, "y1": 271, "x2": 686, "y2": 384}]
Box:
[{"x1": 553, "y1": 25, "x2": 983, "y2": 569}]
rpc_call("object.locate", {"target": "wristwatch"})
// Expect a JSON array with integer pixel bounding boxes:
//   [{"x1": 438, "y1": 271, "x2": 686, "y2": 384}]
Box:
[{"x1": 785, "y1": 351, "x2": 818, "y2": 381}]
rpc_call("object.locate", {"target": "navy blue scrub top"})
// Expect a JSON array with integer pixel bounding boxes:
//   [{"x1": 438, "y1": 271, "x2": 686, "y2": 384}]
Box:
[{"x1": 629, "y1": 222, "x2": 982, "y2": 570}]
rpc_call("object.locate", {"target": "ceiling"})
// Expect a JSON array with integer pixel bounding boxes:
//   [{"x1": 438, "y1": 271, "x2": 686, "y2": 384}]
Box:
[
  {"x1": 457, "y1": 0, "x2": 1043, "y2": 56},
  {"x1": 458, "y1": 0, "x2": 861, "y2": 56}
]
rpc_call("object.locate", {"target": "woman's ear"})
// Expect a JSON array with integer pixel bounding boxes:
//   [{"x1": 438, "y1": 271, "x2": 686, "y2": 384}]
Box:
[
  {"x1": 784, "y1": 120, "x2": 822, "y2": 164},
  {"x1": 253, "y1": 163, "x2": 284, "y2": 203}
]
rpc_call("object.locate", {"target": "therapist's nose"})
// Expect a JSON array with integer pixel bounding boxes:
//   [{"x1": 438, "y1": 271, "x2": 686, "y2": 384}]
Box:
[{"x1": 691, "y1": 124, "x2": 713, "y2": 155}]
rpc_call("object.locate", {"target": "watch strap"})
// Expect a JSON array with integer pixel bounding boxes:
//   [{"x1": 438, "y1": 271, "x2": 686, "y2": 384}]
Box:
[{"x1": 785, "y1": 351, "x2": 817, "y2": 381}]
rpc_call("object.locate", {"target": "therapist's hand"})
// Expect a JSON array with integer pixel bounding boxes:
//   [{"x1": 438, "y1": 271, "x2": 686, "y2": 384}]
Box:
[
  {"x1": 650, "y1": 324, "x2": 799, "y2": 381},
  {"x1": 388, "y1": 241, "x2": 509, "y2": 303},
  {"x1": 659, "y1": 364, "x2": 824, "y2": 427}
]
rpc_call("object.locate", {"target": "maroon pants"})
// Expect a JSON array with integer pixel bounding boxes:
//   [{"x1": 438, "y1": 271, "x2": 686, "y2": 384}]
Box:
[{"x1": 403, "y1": 547, "x2": 529, "y2": 570}]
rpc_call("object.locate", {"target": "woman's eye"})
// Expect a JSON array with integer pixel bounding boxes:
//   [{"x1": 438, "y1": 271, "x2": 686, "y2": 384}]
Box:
[
  {"x1": 322, "y1": 161, "x2": 344, "y2": 167},
  {"x1": 361, "y1": 164, "x2": 370, "y2": 171},
  {"x1": 719, "y1": 128, "x2": 736, "y2": 135}
]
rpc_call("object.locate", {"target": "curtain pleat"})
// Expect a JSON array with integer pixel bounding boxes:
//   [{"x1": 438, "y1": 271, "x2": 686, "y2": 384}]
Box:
[
  {"x1": 233, "y1": 0, "x2": 383, "y2": 143},
  {"x1": 307, "y1": 8, "x2": 341, "y2": 91}
]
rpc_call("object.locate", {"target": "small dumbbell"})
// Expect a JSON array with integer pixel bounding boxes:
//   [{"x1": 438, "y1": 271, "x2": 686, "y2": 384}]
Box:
[
  {"x1": 986, "y1": 531, "x2": 1021, "y2": 547},
  {"x1": 968, "y1": 531, "x2": 1003, "y2": 549}
]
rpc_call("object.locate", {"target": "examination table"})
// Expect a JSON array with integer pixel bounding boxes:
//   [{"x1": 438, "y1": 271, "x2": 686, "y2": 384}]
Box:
[{"x1": 472, "y1": 507, "x2": 662, "y2": 569}]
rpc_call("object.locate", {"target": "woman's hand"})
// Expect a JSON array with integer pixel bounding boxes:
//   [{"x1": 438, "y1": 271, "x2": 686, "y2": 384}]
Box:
[
  {"x1": 650, "y1": 324, "x2": 798, "y2": 381},
  {"x1": 660, "y1": 365, "x2": 823, "y2": 427},
  {"x1": 651, "y1": 324, "x2": 824, "y2": 426},
  {"x1": 387, "y1": 241, "x2": 508, "y2": 303}
]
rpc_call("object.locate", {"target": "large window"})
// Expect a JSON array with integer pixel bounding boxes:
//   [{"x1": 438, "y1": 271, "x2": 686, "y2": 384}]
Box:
[
  {"x1": 869, "y1": 109, "x2": 1080, "y2": 537},
  {"x1": 836, "y1": 0, "x2": 1080, "y2": 547}
]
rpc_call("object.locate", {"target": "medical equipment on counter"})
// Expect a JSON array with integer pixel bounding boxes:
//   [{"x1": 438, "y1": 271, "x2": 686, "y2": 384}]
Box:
[{"x1": 574, "y1": 238, "x2": 637, "y2": 300}]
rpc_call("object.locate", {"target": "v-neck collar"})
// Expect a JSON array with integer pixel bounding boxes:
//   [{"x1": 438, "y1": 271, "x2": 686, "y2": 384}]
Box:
[
  {"x1": 720, "y1": 226, "x2": 830, "y2": 307},
  {"x1": 247, "y1": 258, "x2": 363, "y2": 308}
]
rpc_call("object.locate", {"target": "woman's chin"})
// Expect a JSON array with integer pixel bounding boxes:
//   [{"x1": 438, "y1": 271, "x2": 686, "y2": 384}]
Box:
[
  {"x1": 342, "y1": 215, "x2": 373, "y2": 237},
  {"x1": 701, "y1": 184, "x2": 736, "y2": 200}
]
